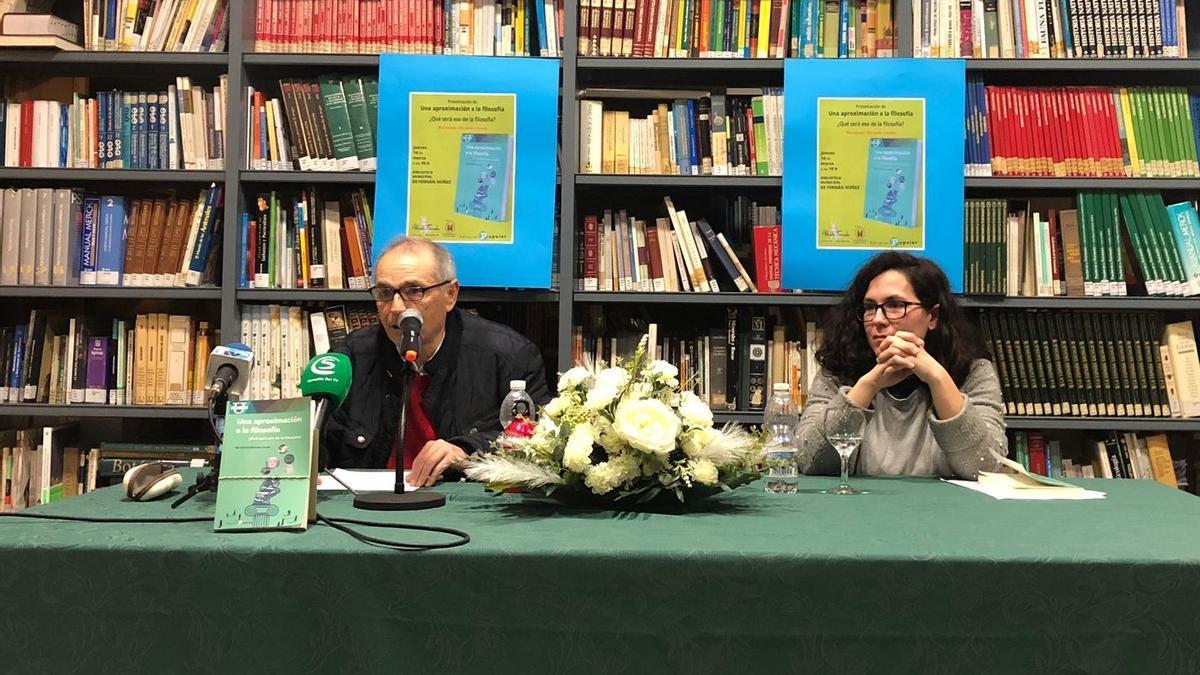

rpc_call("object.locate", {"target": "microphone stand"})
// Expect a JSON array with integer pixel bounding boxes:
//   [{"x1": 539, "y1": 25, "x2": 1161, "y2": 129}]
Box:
[
  {"x1": 171, "y1": 393, "x2": 225, "y2": 508},
  {"x1": 353, "y1": 360, "x2": 446, "y2": 511}
]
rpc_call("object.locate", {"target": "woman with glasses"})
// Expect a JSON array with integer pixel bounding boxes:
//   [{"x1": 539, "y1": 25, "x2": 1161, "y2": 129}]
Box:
[{"x1": 796, "y1": 251, "x2": 1007, "y2": 479}]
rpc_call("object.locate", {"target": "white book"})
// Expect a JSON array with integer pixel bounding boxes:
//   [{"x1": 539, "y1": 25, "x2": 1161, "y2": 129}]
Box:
[
  {"x1": 4, "y1": 102, "x2": 19, "y2": 166},
  {"x1": 323, "y1": 201, "x2": 344, "y2": 289},
  {"x1": 175, "y1": 191, "x2": 206, "y2": 286},
  {"x1": 167, "y1": 83, "x2": 180, "y2": 169},
  {"x1": 31, "y1": 100, "x2": 47, "y2": 168}
]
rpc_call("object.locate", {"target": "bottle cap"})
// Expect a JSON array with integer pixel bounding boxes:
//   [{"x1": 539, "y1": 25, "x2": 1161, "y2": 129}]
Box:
[
  {"x1": 772, "y1": 383, "x2": 790, "y2": 392},
  {"x1": 510, "y1": 380, "x2": 526, "y2": 391}
]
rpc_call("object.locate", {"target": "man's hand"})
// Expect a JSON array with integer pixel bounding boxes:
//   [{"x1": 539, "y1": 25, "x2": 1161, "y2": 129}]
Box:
[{"x1": 409, "y1": 439, "x2": 468, "y2": 487}]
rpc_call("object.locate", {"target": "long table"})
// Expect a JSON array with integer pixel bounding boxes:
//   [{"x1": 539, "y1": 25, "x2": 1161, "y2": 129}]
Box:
[{"x1": 2, "y1": 473, "x2": 1199, "y2": 673}]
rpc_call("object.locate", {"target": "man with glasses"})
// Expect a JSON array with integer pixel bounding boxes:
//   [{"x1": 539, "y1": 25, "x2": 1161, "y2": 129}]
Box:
[{"x1": 324, "y1": 237, "x2": 552, "y2": 486}]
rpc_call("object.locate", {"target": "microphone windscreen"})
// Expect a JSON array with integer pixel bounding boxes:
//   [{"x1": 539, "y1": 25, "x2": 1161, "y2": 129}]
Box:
[{"x1": 299, "y1": 353, "x2": 353, "y2": 409}]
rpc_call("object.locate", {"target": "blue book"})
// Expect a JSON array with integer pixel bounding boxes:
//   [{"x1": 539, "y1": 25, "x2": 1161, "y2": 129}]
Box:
[
  {"x1": 687, "y1": 99, "x2": 700, "y2": 175},
  {"x1": 862, "y1": 138, "x2": 923, "y2": 228},
  {"x1": 185, "y1": 185, "x2": 222, "y2": 286},
  {"x1": 80, "y1": 197, "x2": 100, "y2": 285},
  {"x1": 238, "y1": 212, "x2": 249, "y2": 288},
  {"x1": 147, "y1": 93, "x2": 159, "y2": 169},
  {"x1": 121, "y1": 92, "x2": 131, "y2": 168},
  {"x1": 978, "y1": 81, "x2": 991, "y2": 168},
  {"x1": 533, "y1": 0, "x2": 547, "y2": 55},
  {"x1": 453, "y1": 134, "x2": 514, "y2": 223},
  {"x1": 97, "y1": 93, "x2": 106, "y2": 168},
  {"x1": 1010, "y1": 0, "x2": 1024, "y2": 57},
  {"x1": 95, "y1": 195, "x2": 128, "y2": 286},
  {"x1": 1056, "y1": 0, "x2": 1073, "y2": 56},
  {"x1": 158, "y1": 94, "x2": 169, "y2": 170},
  {"x1": 59, "y1": 103, "x2": 68, "y2": 167},
  {"x1": 1162, "y1": 0, "x2": 1175, "y2": 55},
  {"x1": 1166, "y1": 201, "x2": 1200, "y2": 295},
  {"x1": 838, "y1": 0, "x2": 849, "y2": 58},
  {"x1": 8, "y1": 324, "x2": 25, "y2": 403}
]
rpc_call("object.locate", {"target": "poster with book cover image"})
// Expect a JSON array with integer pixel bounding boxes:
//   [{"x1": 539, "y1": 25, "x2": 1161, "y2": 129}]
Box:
[
  {"x1": 816, "y1": 97, "x2": 925, "y2": 250},
  {"x1": 407, "y1": 92, "x2": 516, "y2": 243},
  {"x1": 213, "y1": 398, "x2": 316, "y2": 532}
]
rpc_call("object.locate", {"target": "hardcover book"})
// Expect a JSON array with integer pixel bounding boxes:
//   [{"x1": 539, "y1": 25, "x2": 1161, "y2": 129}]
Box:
[
  {"x1": 862, "y1": 137, "x2": 923, "y2": 228},
  {"x1": 453, "y1": 133, "x2": 515, "y2": 223}
]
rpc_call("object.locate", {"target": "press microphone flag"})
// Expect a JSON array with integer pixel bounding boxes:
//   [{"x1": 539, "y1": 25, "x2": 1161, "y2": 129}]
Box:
[
  {"x1": 205, "y1": 343, "x2": 254, "y2": 402},
  {"x1": 299, "y1": 352, "x2": 352, "y2": 411},
  {"x1": 397, "y1": 309, "x2": 422, "y2": 363}
]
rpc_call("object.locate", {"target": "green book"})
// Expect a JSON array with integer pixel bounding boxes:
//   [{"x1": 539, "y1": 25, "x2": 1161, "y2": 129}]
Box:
[
  {"x1": 341, "y1": 77, "x2": 377, "y2": 171},
  {"x1": 267, "y1": 191, "x2": 277, "y2": 288},
  {"x1": 1177, "y1": 88, "x2": 1200, "y2": 175},
  {"x1": 317, "y1": 75, "x2": 359, "y2": 172},
  {"x1": 751, "y1": 96, "x2": 768, "y2": 176},
  {"x1": 213, "y1": 397, "x2": 316, "y2": 532},
  {"x1": 1119, "y1": 192, "x2": 1159, "y2": 293},
  {"x1": 363, "y1": 77, "x2": 380, "y2": 152}
]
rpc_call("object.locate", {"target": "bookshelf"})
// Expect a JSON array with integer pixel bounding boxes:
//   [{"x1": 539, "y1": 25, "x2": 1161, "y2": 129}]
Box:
[{"x1": 0, "y1": 0, "x2": 1197, "y2": 458}]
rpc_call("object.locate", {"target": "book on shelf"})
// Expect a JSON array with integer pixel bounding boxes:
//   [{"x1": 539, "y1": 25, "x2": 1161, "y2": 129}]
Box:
[
  {"x1": 913, "y1": 0, "x2": 1188, "y2": 59},
  {"x1": 252, "y1": 0, "x2": 563, "y2": 56},
  {"x1": 979, "y1": 310, "x2": 1200, "y2": 419},
  {"x1": 0, "y1": 11, "x2": 80, "y2": 49},
  {"x1": 238, "y1": 187, "x2": 374, "y2": 290},
  {"x1": 246, "y1": 76, "x2": 378, "y2": 173},
  {"x1": 0, "y1": 185, "x2": 224, "y2": 288},
  {"x1": 963, "y1": 194, "x2": 1200, "y2": 298},
  {"x1": 578, "y1": 87, "x2": 783, "y2": 176},
  {"x1": 0, "y1": 75, "x2": 228, "y2": 170},
  {"x1": 576, "y1": 195, "x2": 780, "y2": 293},
  {"x1": 574, "y1": 305, "x2": 821, "y2": 412},
  {"x1": 1007, "y1": 429, "x2": 1181, "y2": 488},
  {"x1": 965, "y1": 78, "x2": 1200, "y2": 179},
  {"x1": 0, "y1": 311, "x2": 216, "y2": 407},
  {"x1": 77, "y1": 0, "x2": 228, "y2": 52},
  {"x1": 577, "y1": 0, "x2": 896, "y2": 58}
]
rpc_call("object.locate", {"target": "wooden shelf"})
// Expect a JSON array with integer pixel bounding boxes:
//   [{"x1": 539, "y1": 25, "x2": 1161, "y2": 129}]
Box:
[
  {"x1": 0, "y1": 286, "x2": 221, "y2": 299},
  {"x1": 0, "y1": 169, "x2": 224, "y2": 183},
  {"x1": 0, "y1": 51, "x2": 228, "y2": 65},
  {"x1": 0, "y1": 404, "x2": 208, "y2": 419},
  {"x1": 576, "y1": 292, "x2": 1200, "y2": 310},
  {"x1": 240, "y1": 170, "x2": 376, "y2": 184},
  {"x1": 238, "y1": 289, "x2": 559, "y2": 303}
]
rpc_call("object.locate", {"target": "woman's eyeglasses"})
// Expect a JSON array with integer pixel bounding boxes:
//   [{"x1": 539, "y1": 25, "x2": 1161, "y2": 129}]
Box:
[{"x1": 860, "y1": 300, "x2": 925, "y2": 322}]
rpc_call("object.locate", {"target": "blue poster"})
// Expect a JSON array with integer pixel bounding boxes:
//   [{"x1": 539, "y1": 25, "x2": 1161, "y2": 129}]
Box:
[
  {"x1": 782, "y1": 59, "x2": 965, "y2": 292},
  {"x1": 374, "y1": 55, "x2": 559, "y2": 288}
]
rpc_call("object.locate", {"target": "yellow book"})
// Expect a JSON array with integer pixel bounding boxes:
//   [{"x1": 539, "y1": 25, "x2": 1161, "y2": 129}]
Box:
[
  {"x1": 264, "y1": 99, "x2": 280, "y2": 168},
  {"x1": 1145, "y1": 434, "x2": 1177, "y2": 488},
  {"x1": 736, "y1": 0, "x2": 748, "y2": 56},
  {"x1": 756, "y1": 0, "x2": 772, "y2": 58},
  {"x1": 613, "y1": 111, "x2": 629, "y2": 174},
  {"x1": 1164, "y1": 321, "x2": 1200, "y2": 417},
  {"x1": 601, "y1": 110, "x2": 616, "y2": 174}
]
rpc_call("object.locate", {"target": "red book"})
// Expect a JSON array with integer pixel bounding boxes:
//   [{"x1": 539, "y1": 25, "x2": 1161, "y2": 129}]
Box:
[
  {"x1": 960, "y1": 1, "x2": 973, "y2": 57},
  {"x1": 1100, "y1": 88, "x2": 1123, "y2": 177},
  {"x1": 255, "y1": 0, "x2": 267, "y2": 49},
  {"x1": 434, "y1": 0, "x2": 444, "y2": 53},
  {"x1": 248, "y1": 219, "x2": 258, "y2": 284},
  {"x1": 984, "y1": 86, "x2": 1002, "y2": 175},
  {"x1": 1061, "y1": 88, "x2": 1081, "y2": 176},
  {"x1": 751, "y1": 225, "x2": 781, "y2": 292},
  {"x1": 1027, "y1": 431, "x2": 1047, "y2": 475},
  {"x1": 744, "y1": 105, "x2": 757, "y2": 173},
  {"x1": 19, "y1": 100, "x2": 33, "y2": 167}
]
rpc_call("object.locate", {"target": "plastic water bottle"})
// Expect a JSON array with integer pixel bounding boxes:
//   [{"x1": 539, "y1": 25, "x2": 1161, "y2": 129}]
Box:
[
  {"x1": 499, "y1": 380, "x2": 537, "y2": 439},
  {"x1": 763, "y1": 383, "x2": 799, "y2": 494}
]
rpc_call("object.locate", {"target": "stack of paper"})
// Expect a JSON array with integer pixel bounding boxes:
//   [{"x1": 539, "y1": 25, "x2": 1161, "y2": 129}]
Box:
[{"x1": 945, "y1": 457, "x2": 1106, "y2": 500}]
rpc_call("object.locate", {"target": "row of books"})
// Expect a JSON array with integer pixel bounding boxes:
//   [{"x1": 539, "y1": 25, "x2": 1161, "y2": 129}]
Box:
[
  {"x1": 237, "y1": 188, "x2": 376, "y2": 290},
  {"x1": 577, "y1": 0, "x2": 897, "y2": 58},
  {"x1": 965, "y1": 80, "x2": 1200, "y2": 178},
  {"x1": 0, "y1": 186, "x2": 223, "y2": 288},
  {"x1": 576, "y1": 196, "x2": 781, "y2": 293},
  {"x1": 1, "y1": 76, "x2": 228, "y2": 171},
  {"x1": 252, "y1": 0, "x2": 565, "y2": 56},
  {"x1": 1009, "y1": 430, "x2": 1180, "y2": 485},
  {"x1": 574, "y1": 306, "x2": 820, "y2": 411},
  {"x1": 913, "y1": 0, "x2": 1188, "y2": 59},
  {"x1": 0, "y1": 311, "x2": 216, "y2": 407},
  {"x1": 1, "y1": 427, "x2": 215, "y2": 511},
  {"x1": 246, "y1": 76, "x2": 379, "y2": 172},
  {"x1": 963, "y1": 193, "x2": 1200, "y2": 298},
  {"x1": 578, "y1": 87, "x2": 784, "y2": 177},
  {"x1": 81, "y1": 0, "x2": 229, "y2": 51},
  {"x1": 979, "y1": 311, "x2": 1200, "y2": 418}
]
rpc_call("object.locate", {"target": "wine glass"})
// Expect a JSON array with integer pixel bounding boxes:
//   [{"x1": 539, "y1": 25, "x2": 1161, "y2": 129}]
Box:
[{"x1": 824, "y1": 407, "x2": 866, "y2": 495}]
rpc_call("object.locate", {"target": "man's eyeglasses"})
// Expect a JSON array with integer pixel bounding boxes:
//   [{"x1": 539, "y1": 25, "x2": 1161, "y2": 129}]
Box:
[
  {"x1": 860, "y1": 300, "x2": 926, "y2": 322},
  {"x1": 368, "y1": 280, "x2": 454, "y2": 304}
]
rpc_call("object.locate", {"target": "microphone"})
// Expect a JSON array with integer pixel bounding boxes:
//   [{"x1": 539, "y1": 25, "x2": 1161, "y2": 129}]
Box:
[
  {"x1": 205, "y1": 342, "x2": 254, "y2": 403},
  {"x1": 397, "y1": 309, "x2": 422, "y2": 364},
  {"x1": 299, "y1": 352, "x2": 352, "y2": 436}
]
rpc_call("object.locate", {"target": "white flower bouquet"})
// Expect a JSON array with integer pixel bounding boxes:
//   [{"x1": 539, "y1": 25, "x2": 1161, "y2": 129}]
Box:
[{"x1": 462, "y1": 337, "x2": 764, "y2": 507}]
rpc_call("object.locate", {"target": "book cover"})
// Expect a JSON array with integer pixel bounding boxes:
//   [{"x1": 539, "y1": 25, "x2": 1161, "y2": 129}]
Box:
[
  {"x1": 452, "y1": 132, "x2": 515, "y2": 225},
  {"x1": 214, "y1": 397, "x2": 316, "y2": 532},
  {"x1": 862, "y1": 137, "x2": 923, "y2": 229}
]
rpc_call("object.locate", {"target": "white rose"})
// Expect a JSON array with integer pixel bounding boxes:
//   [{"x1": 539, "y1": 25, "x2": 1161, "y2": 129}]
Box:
[
  {"x1": 643, "y1": 360, "x2": 679, "y2": 385},
  {"x1": 612, "y1": 399, "x2": 681, "y2": 457},
  {"x1": 585, "y1": 382, "x2": 621, "y2": 410},
  {"x1": 543, "y1": 395, "x2": 570, "y2": 420},
  {"x1": 690, "y1": 458, "x2": 719, "y2": 486},
  {"x1": 678, "y1": 391, "x2": 713, "y2": 429},
  {"x1": 596, "y1": 367, "x2": 630, "y2": 389},
  {"x1": 557, "y1": 366, "x2": 591, "y2": 391},
  {"x1": 681, "y1": 427, "x2": 717, "y2": 457},
  {"x1": 584, "y1": 462, "x2": 621, "y2": 495},
  {"x1": 562, "y1": 423, "x2": 595, "y2": 473}
]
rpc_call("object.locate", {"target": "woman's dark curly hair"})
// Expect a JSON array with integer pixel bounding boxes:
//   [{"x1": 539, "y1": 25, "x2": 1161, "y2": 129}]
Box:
[{"x1": 815, "y1": 251, "x2": 987, "y2": 388}]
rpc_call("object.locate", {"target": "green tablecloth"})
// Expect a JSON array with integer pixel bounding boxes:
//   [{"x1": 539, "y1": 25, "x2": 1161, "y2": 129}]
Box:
[{"x1": 2, "y1": 474, "x2": 1199, "y2": 674}]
